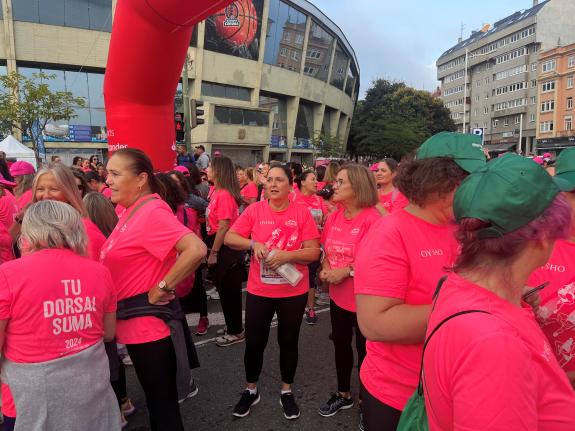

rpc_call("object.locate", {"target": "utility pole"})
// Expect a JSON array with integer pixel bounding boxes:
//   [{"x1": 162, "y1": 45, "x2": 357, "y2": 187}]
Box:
[
  {"x1": 518, "y1": 113, "x2": 524, "y2": 154},
  {"x1": 182, "y1": 54, "x2": 192, "y2": 153}
]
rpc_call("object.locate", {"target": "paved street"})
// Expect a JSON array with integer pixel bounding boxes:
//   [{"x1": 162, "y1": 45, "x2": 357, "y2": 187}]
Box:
[{"x1": 123, "y1": 295, "x2": 362, "y2": 431}]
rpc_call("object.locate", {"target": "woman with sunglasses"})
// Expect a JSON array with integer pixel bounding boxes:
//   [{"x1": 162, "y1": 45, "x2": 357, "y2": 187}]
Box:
[{"x1": 225, "y1": 165, "x2": 320, "y2": 421}]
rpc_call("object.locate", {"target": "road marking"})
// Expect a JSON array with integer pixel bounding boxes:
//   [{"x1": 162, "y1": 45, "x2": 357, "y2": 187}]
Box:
[{"x1": 191, "y1": 306, "x2": 331, "y2": 347}]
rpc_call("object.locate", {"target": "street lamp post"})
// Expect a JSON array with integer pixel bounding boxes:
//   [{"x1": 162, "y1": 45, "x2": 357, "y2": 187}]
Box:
[{"x1": 463, "y1": 48, "x2": 469, "y2": 134}]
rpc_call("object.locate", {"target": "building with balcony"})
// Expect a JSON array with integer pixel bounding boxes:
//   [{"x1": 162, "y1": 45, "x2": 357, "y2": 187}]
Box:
[
  {"x1": 436, "y1": 0, "x2": 575, "y2": 155},
  {"x1": 536, "y1": 42, "x2": 575, "y2": 154},
  {"x1": 2, "y1": 0, "x2": 359, "y2": 166}
]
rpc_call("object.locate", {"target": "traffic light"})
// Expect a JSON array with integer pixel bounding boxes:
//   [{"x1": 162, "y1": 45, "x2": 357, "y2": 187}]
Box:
[
  {"x1": 175, "y1": 112, "x2": 185, "y2": 142},
  {"x1": 191, "y1": 99, "x2": 205, "y2": 129}
]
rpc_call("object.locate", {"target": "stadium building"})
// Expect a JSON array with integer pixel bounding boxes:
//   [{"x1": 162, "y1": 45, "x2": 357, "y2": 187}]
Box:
[{"x1": 2, "y1": 0, "x2": 359, "y2": 166}]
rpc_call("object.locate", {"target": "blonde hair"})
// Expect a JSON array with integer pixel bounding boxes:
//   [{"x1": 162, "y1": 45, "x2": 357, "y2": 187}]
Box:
[
  {"x1": 32, "y1": 164, "x2": 87, "y2": 217},
  {"x1": 325, "y1": 161, "x2": 340, "y2": 183},
  {"x1": 341, "y1": 164, "x2": 379, "y2": 208},
  {"x1": 246, "y1": 167, "x2": 255, "y2": 182},
  {"x1": 21, "y1": 200, "x2": 87, "y2": 256}
]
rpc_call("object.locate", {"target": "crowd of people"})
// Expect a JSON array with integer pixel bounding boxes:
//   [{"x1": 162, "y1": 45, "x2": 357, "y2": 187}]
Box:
[{"x1": 0, "y1": 132, "x2": 574, "y2": 431}]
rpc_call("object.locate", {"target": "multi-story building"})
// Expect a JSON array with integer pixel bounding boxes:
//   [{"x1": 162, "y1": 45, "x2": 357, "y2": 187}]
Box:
[
  {"x1": 536, "y1": 43, "x2": 575, "y2": 154},
  {"x1": 2, "y1": 0, "x2": 359, "y2": 166},
  {"x1": 436, "y1": 0, "x2": 575, "y2": 155}
]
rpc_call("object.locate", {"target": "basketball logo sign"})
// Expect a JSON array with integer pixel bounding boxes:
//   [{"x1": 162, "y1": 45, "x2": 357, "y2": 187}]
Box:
[
  {"x1": 223, "y1": 4, "x2": 240, "y2": 27},
  {"x1": 207, "y1": 0, "x2": 262, "y2": 59}
]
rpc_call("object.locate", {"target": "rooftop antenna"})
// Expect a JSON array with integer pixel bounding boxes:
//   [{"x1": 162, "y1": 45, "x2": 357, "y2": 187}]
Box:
[{"x1": 458, "y1": 23, "x2": 465, "y2": 43}]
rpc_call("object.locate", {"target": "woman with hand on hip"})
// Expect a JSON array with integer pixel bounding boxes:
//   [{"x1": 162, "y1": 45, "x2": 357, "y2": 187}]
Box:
[
  {"x1": 205, "y1": 156, "x2": 246, "y2": 347},
  {"x1": 100, "y1": 148, "x2": 206, "y2": 431},
  {"x1": 318, "y1": 164, "x2": 381, "y2": 421},
  {"x1": 225, "y1": 165, "x2": 320, "y2": 421}
]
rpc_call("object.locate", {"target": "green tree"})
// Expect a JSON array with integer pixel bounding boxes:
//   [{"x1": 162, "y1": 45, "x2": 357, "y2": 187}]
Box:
[
  {"x1": 349, "y1": 79, "x2": 456, "y2": 159},
  {"x1": 312, "y1": 133, "x2": 344, "y2": 158},
  {"x1": 0, "y1": 71, "x2": 86, "y2": 165}
]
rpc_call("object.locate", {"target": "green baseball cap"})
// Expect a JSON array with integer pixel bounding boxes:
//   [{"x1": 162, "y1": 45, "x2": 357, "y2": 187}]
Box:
[
  {"x1": 454, "y1": 153, "x2": 572, "y2": 238},
  {"x1": 555, "y1": 148, "x2": 575, "y2": 191},
  {"x1": 417, "y1": 132, "x2": 486, "y2": 173}
]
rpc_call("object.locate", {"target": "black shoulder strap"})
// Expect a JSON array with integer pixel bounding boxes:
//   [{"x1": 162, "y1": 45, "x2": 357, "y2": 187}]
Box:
[{"x1": 183, "y1": 206, "x2": 188, "y2": 227}]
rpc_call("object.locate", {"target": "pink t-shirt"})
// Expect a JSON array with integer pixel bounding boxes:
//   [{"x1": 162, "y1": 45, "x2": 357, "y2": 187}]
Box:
[
  {"x1": 16, "y1": 189, "x2": 32, "y2": 211},
  {"x1": 206, "y1": 189, "x2": 239, "y2": 236},
  {"x1": 175, "y1": 204, "x2": 199, "y2": 298},
  {"x1": 0, "y1": 222, "x2": 14, "y2": 264},
  {"x1": 424, "y1": 274, "x2": 575, "y2": 431},
  {"x1": 354, "y1": 209, "x2": 459, "y2": 410},
  {"x1": 322, "y1": 207, "x2": 381, "y2": 312},
  {"x1": 0, "y1": 190, "x2": 18, "y2": 230},
  {"x1": 378, "y1": 189, "x2": 409, "y2": 213},
  {"x1": 83, "y1": 218, "x2": 106, "y2": 261},
  {"x1": 316, "y1": 181, "x2": 327, "y2": 191},
  {"x1": 100, "y1": 195, "x2": 190, "y2": 344},
  {"x1": 240, "y1": 182, "x2": 258, "y2": 201},
  {"x1": 292, "y1": 190, "x2": 328, "y2": 229},
  {"x1": 529, "y1": 240, "x2": 575, "y2": 372},
  {"x1": 99, "y1": 184, "x2": 112, "y2": 199},
  {"x1": 0, "y1": 248, "x2": 116, "y2": 363},
  {"x1": 230, "y1": 200, "x2": 320, "y2": 298}
]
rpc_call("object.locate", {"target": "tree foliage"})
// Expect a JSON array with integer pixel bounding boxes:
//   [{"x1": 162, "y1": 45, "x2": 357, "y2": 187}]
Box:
[
  {"x1": 312, "y1": 133, "x2": 344, "y2": 158},
  {"x1": 0, "y1": 71, "x2": 86, "y2": 164},
  {"x1": 349, "y1": 79, "x2": 456, "y2": 160}
]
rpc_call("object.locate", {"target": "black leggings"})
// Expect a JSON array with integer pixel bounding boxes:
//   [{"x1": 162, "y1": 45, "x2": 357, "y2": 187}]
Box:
[
  {"x1": 126, "y1": 337, "x2": 184, "y2": 431},
  {"x1": 360, "y1": 385, "x2": 402, "y2": 431},
  {"x1": 330, "y1": 300, "x2": 367, "y2": 393},
  {"x1": 244, "y1": 292, "x2": 308, "y2": 384}
]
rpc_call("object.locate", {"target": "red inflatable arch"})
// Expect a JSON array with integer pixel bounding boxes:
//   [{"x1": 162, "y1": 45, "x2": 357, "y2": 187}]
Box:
[{"x1": 104, "y1": 0, "x2": 233, "y2": 171}]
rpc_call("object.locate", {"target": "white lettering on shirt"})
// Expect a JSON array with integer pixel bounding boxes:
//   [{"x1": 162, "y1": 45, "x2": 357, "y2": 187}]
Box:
[
  {"x1": 43, "y1": 280, "x2": 96, "y2": 336},
  {"x1": 545, "y1": 263, "x2": 566, "y2": 273},
  {"x1": 420, "y1": 249, "x2": 444, "y2": 258}
]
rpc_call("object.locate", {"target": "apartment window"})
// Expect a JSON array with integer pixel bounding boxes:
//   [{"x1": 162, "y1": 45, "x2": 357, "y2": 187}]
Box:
[
  {"x1": 474, "y1": 95, "x2": 480, "y2": 102},
  {"x1": 530, "y1": 96, "x2": 537, "y2": 104},
  {"x1": 473, "y1": 109, "x2": 478, "y2": 116},
  {"x1": 568, "y1": 97, "x2": 573, "y2": 110},
  {"x1": 515, "y1": 115, "x2": 521, "y2": 125},
  {"x1": 485, "y1": 93, "x2": 489, "y2": 99},
  {"x1": 291, "y1": 50, "x2": 299, "y2": 61},
  {"x1": 493, "y1": 119, "x2": 499, "y2": 128},
  {"x1": 568, "y1": 76, "x2": 574, "y2": 89},
  {"x1": 476, "y1": 80, "x2": 481, "y2": 88},
  {"x1": 531, "y1": 79, "x2": 537, "y2": 88},
  {"x1": 566, "y1": 116, "x2": 573, "y2": 131},
  {"x1": 503, "y1": 118, "x2": 509, "y2": 127},
  {"x1": 540, "y1": 121, "x2": 554, "y2": 133},
  {"x1": 542, "y1": 59, "x2": 556, "y2": 73},
  {"x1": 303, "y1": 66, "x2": 316, "y2": 75},
  {"x1": 483, "y1": 122, "x2": 488, "y2": 129},
  {"x1": 484, "y1": 106, "x2": 489, "y2": 114},
  {"x1": 306, "y1": 49, "x2": 321, "y2": 60},
  {"x1": 283, "y1": 32, "x2": 292, "y2": 42},
  {"x1": 569, "y1": 56, "x2": 575, "y2": 68},
  {"x1": 295, "y1": 34, "x2": 304, "y2": 45},
  {"x1": 541, "y1": 81, "x2": 556, "y2": 92},
  {"x1": 531, "y1": 63, "x2": 538, "y2": 71},
  {"x1": 530, "y1": 113, "x2": 535, "y2": 123},
  {"x1": 280, "y1": 47, "x2": 288, "y2": 57},
  {"x1": 484, "y1": 77, "x2": 490, "y2": 85},
  {"x1": 541, "y1": 100, "x2": 555, "y2": 113}
]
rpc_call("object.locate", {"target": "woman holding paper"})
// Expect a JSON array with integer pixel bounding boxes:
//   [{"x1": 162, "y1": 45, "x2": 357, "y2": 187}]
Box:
[{"x1": 225, "y1": 165, "x2": 320, "y2": 421}]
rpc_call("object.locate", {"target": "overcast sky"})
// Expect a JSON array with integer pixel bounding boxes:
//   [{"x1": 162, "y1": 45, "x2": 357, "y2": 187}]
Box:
[{"x1": 312, "y1": 0, "x2": 535, "y2": 98}]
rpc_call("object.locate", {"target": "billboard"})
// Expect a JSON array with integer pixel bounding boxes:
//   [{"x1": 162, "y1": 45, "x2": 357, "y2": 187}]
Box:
[{"x1": 204, "y1": 0, "x2": 264, "y2": 61}]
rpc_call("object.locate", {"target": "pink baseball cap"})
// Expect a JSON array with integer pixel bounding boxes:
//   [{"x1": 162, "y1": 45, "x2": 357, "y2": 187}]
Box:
[
  {"x1": 533, "y1": 156, "x2": 544, "y2": 165},
  {"x1": 10, "y1": 161, "x2": 35, "y2": 177},
  {"x1": 173, "y1": 165, "x2": 190, "y2": 176},
  {"x1": 543, "y1": 153, "x2": 552, "y2": 159}
]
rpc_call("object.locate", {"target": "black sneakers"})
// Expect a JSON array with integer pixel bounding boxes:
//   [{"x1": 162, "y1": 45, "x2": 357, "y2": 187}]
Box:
[
  {"x1": 233, "y1": 390, "x2": 260, "y2": 418},
  {"x1": 279, "y1": 392, "x2": 300, "y2": 420},
  {"x1": 318, "y1": 392, "x2": 354, "y2": 417}
]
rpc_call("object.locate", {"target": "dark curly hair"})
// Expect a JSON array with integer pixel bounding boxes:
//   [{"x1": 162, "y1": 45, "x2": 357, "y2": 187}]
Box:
[{"x1": 394, "y1": 157, "x2": 468, "y2": 207}]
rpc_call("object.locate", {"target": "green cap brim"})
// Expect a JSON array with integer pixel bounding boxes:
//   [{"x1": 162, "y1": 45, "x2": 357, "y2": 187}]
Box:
[
  {"x1": 553, "y1": 174, "x2": 575, "y2": 192},
  {"x1": 455, "y1": 158, "x2": 486, "y2": 174}
]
